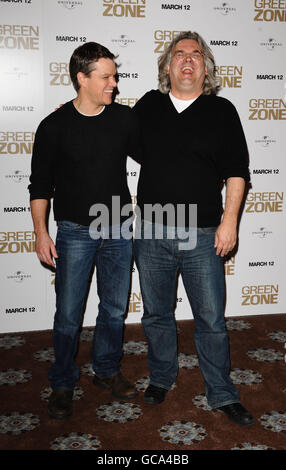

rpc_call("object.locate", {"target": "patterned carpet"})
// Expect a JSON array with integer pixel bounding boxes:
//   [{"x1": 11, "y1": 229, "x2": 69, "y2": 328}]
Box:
[{"x1": 0, "y1": 314, "x2": 285, "y2": 456}]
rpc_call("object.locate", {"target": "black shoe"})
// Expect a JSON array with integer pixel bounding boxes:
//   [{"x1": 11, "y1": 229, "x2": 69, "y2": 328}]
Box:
[
  {"x1": 48, "y1": 389, "x2": 73, "y2": 420},
  {"x1": 216, "y1": 403, "x2": 254, "y2": 426},
  {"x1": 144, "y1": 384, "x2": 168, "y2": 404}
]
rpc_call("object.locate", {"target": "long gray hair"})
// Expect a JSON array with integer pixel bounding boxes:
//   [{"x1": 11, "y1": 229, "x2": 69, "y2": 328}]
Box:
[{"x1": 158, "y1": 31, "x2": 219, "y2": 95}]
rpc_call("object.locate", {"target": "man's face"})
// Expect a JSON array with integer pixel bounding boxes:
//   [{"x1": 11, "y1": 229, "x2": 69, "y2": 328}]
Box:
[
  {"x1": 166, "y1": 39, "x2": 207, "y2": 99},
  {"x1": 79, "y1": 57, "x2": 117, "y2": 107}
]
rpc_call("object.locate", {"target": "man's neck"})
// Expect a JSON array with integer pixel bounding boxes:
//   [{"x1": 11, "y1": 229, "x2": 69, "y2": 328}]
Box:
[
  {"x1": 73, "y1": 96, "x2": 104, "y2": 116},
  {"x1": 170, "y1": 88, "x2": 202, "y2": 101}
]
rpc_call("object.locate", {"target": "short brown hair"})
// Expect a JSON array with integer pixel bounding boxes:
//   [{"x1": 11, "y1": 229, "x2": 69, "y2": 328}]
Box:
[{"x1": 69, "y1": 42, "x2": 116, "y2": 92}]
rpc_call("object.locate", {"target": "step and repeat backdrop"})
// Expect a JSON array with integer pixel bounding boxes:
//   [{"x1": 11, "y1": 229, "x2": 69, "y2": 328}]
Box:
[{"x1": 0, "y1": 0, "x2": 286, "y2": 333}]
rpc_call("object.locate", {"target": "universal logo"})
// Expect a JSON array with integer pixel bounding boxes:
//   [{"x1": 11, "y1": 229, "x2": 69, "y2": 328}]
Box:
[
  {"x1": 260, "y1": 37, "x2": 283, "y2": 50},
  {"x1": 111, "y1": 34, "x2": 135, "y2": 48},
  {"x1": 255, "y1": 135, "x2": 276, "y2": 147},
  {"x1": 103, "y1": 0, "x2": 146, "y2": 18},
  {"x1": 214, "y1": 2, "x2": 236, "y2": 15},
  {"x1": 4, "y1": 67, "x2": 28, "y2": 81},
  {"x1": 7, "y1": 271, "x2": 32, "y2": 283},
  {"x1": 58, "y1": 0, "x2": 83, "y2": 9},
  {"x1": 252, "y1": 227, "x2": 273, "y2": 239},
  {"x1": 5, "y1": 170, "x2": 30, "y2": 183}
]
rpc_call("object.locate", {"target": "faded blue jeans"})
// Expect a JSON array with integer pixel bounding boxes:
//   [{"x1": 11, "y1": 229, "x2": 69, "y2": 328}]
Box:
[
  {"x1": 134, "y1": 221, "x2": 240, "y2": 409},
  {"x1": 48, "y1": 220, "x2": 132, "y2": 391}
]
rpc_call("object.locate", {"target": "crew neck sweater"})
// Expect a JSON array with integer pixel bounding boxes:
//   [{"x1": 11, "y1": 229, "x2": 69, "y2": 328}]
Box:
[
  {"x1": 132, "y1": 90, "x2": 250, "y2": 227},
  {"x1": 29, "y1": 100, "x2": 140, "y2": 226}
]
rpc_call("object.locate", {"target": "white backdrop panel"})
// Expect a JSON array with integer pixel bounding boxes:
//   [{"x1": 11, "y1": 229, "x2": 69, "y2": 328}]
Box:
[{"x1": 0, "y1": 0, "x2": 285, "y2": 332}]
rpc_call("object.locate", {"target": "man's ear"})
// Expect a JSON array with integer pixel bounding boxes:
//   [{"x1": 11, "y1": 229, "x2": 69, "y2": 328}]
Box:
[{"x1": 77, "y1": 71, "x2": 87, "y2": 88}]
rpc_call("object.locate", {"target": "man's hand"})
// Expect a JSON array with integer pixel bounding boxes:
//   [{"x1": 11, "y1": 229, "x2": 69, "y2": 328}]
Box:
[
  {"x1": 214, "y1": 220, "x2": 237, "y2": 257},
  {"x1": 30, "y1": 199, "x2": 58, "y2": 267},
  {"x1": 35, "y1": 231, "x2": 58, "y2": 267},
  {"x1": 214, "y1": 177, "x2": 245, "y2": 257}
]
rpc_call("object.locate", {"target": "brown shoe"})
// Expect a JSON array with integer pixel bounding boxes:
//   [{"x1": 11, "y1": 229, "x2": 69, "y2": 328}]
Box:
[
  {"x1": 93, "y1": 372, "x2": 137, "y2": 400},
  {"x1": 48, "y1": 389, "x2": 73, "y2": 419}
]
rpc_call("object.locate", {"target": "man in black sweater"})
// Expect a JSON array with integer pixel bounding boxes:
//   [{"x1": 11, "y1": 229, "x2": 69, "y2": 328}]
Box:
[
  {"x1": 133, "y1": 31, "x2": 254, "y2": 426},
  {"x1": 29, "y1": 42, "x2": 139, "y2": 419}
]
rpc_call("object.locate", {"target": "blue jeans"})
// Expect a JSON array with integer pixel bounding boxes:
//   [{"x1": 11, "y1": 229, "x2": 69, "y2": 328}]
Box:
[
  {"x1": 48, "y1": 221, "x2": 132, "y2": 391},
  {"x1": 134, "y1": 221, "x2": 240, "y2": 409}
]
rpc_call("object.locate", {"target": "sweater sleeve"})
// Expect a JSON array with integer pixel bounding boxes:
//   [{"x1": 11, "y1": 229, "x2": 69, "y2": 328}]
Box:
[
  {"x1": 28, "y1": 119, "x2": 56, "y2": 201},
  {"x1": 217, "y1": 99, "x2": 250, "y2": 183},
  {"x1": 131, "y1": 90, "x2": 158, "y2": 165},
  {"x1": 126, "y1": 108, "x2": 142, "y2": 165}
]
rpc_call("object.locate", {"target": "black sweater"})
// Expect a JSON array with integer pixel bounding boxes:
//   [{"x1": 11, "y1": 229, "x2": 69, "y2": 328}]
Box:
[
  {"x1": 29, "y1": 101, "x2": 140, "y2": 226},
  {"x1": 132, "y1": 90, "x2": 250, "y2": 227}
]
